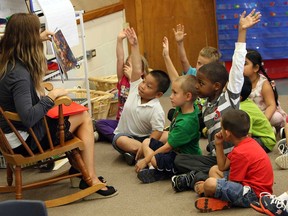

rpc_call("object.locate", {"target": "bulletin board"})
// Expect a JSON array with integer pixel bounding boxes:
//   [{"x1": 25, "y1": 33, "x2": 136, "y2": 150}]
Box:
[
  {"x1": 216, "y1": 0, "x2": 288, "y2": 61},
  {"x1": 216, "y1": 0, "x2": 288, "y2": 79}
]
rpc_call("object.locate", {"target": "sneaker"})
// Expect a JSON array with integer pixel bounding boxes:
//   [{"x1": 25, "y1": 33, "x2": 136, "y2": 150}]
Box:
[
  {"x1": 195, "y1": 197, "x2": 231, "y2": 212},
  {"x1": 260, "y1": 194, "x2": 288, "y2": 216},
  {"x1": 94, "y1": 131, "x2": 99, "y2": 142},
  {"x1": 278, "y1": 139, "x2": 288, "y2": 155},
  {"x1": 250, "y1": 201, "x2": 266, "y2": 214},
  {"x1": 171, "y1": 171, "x2": 195, "y2": 192},
  {"x1": 275, "y1": 153, "x2": 288, "y2": 169},
  {"x1": 280, "y1": 127, "x2": 286, "y2": 139},
  {"x1": 79, "y1": 179, "x2": 118, "y2": 199},
  {"x1": 123, "y1": 152, "x2": 136, "y2": 166},
  {"x1": 137, "y1": 169, "x2": 171, "y2": 183}
]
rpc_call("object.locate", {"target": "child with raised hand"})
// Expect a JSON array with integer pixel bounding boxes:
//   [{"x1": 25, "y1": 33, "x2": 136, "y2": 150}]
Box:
[
  {"x1": 171, "y1": 9, "x2": 261, "y2": 193},
  {"x1": 167, "y1": 25, "x2": 221, "y2": 135},
  {"x1": 173, "y1": 24, "x2": 221, "y2": 76},
  {"x1": 95, "y1": 29, "x2": 149, "y2": 143},
  {"x1": 244, "y1": 49, "x2": 287, "y2": 129},
  {"x1": 195, "y1": 109, "x2": 273, "y2": 212},
  {"x1": 134, "y1": 38, "x2": 202, "y2": 183},
  {"x1": 112, "y1": 27, "x2": 170, "y2": 166}
]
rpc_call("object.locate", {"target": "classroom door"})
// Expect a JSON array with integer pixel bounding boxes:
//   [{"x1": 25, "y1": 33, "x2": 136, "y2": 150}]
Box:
[{"x1": 124, "y1": 0, "x2": 218, "y2": 73}]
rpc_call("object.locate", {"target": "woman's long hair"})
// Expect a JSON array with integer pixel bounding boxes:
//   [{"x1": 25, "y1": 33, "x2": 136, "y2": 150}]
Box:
[{"x1": 0, "y1": 13, "x2": 47, "y2": 91}]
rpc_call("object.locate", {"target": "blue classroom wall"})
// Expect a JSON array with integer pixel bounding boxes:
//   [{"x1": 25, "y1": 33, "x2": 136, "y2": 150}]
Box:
[
  {"x1": 216, "y1": 1, "x2": 288, "y2": 61},
  {"x1": 216, "y1": 1, "x2": 288, "y2": 79}
]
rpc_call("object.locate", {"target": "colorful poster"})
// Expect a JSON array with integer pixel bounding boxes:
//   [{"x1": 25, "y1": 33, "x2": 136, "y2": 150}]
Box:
[{"x1": 216, "y1": 1, "x2": 288, "y2": 61}]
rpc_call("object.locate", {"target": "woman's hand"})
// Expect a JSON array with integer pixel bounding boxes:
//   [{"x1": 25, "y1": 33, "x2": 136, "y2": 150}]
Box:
[
  {"x1": 40, "y1": 30, "x2": 54, "y2": 41},
  {"x1": 47, "y1": 88, "x2": 68, "y2": 101}
]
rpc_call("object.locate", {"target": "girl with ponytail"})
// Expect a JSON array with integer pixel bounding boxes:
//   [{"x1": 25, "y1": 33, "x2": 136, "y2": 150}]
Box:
[{"x1": 244, "y1": 49, "x2": 286, "y2": 129}]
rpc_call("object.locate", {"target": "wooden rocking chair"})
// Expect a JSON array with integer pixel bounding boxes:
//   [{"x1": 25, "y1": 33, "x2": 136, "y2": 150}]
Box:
[{"x1": 0, "y1": 89, "x2": 105, "y2": 207}]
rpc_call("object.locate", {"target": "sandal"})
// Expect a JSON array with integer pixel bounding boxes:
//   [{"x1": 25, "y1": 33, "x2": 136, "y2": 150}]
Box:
[
  {"x1": 79, "y1": 179, "x2": 118, "y2": 200},
  {"x1": 194, "y1": 181, "x2": 205, "y2": 196}
]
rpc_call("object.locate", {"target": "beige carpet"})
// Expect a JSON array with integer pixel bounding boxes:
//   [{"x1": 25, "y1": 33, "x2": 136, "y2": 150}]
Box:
[{"x1": 0, "y1": 95, "x2": 288, "y2": 216}]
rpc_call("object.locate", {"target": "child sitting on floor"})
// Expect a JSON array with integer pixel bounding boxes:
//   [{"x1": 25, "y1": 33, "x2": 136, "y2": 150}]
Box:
[
  {"x1": 95, "y1": 29, "x2": 149, "y2": 143},
  {"x1": 244, "y1": 49, "x2": 287, "y2": 129},
  {"x1": 195, "y1": 109, "x2": 273, "y2": 213},
  {"x1": 240, "y1": 76, "x2": 276, "y2": 152},
  {"x1": 112, "y1": 27, "x2": 170, "y2": 166},
  {"x1": 135, "y1": 73, "x2": 201, "y2": 183}
]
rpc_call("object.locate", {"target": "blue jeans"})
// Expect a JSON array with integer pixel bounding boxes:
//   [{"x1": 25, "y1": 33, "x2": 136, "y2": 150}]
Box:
[
  {"x1": 215, "y1": 173, "x2": 258, "y2": 207},
  {"x1": 112, "y1": 132, "x2": 148, "y2": 154}
]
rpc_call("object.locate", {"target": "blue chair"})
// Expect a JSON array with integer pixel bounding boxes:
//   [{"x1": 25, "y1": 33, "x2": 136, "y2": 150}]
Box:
[{"x1": 0, "y1": 200, "x2": 48, "y2": 216}]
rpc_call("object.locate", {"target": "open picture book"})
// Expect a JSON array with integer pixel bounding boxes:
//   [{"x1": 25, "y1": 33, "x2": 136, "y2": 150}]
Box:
[{"x1": 51, "y1": 29, "x2": 78, "y2": 81}]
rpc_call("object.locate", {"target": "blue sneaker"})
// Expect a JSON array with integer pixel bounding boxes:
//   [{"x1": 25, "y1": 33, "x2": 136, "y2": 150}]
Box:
[
  {"x1": 137, "y1": 169, "x2": 171, "y2": 183},
  {"x1": 123, "y1": 152, "x2": 136, "y2": 166},
  {"x1": 171, "y1": 171, "x2": 195, "y2": 192},
  {"x1": 260, "y1": 194, "x2": 288, "y2": 216}
]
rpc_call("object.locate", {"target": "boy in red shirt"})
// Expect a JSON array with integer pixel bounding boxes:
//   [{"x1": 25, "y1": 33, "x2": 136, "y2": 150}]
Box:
[{"x1": 195, "y1": 109, "x2": 273, "y2": 212}]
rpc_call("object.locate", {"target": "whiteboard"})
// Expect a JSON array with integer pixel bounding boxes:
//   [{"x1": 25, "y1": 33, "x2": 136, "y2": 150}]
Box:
[{"x1": 0, "y1": 0, "x2": 28, "y2": 17}]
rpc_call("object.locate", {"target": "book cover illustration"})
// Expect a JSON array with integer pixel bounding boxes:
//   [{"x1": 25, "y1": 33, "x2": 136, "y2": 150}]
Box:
[{"x1": 51, "y1": 29, "x2": 78, "y2": 77}]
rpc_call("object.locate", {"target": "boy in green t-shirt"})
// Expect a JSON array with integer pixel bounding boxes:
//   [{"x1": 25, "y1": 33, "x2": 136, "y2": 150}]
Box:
[{"x1": 134, "y1": 38, "x2": 202, "y2": 183}]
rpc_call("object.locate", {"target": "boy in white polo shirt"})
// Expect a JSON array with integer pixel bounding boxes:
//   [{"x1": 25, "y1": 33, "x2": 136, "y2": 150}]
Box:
[{"x1": 112, "y1": 27, "x2": 170, "y2": 166}]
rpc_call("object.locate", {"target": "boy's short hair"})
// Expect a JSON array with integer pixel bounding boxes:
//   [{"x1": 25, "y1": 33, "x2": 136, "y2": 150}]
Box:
[
  {"x1": 222, "y1": 109, "x2": 250, "y2": 138},
  {"x1": 241, "y1": 76, "x2": 252, "y2": 102},
  {"x1": 199, "y1": 47, "x2": 222, "y2": 62},
  {"x1": 149, "y1": 70, "x2": 170, "y2": 94},
  {"x1": 198, "y1": 62, "x2": 228, "y2": 88},
  {"x1": 175, "y1": 75, "x2": 198, "y2": 102}
]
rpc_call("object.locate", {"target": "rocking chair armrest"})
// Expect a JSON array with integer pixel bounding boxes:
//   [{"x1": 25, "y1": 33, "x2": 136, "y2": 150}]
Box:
[
  {"x1": 42, "y1": 82, "x2": 53, "y2": 91},
  {"x1": 54, "y1": 96, "x2": 72, "y2": 107}
]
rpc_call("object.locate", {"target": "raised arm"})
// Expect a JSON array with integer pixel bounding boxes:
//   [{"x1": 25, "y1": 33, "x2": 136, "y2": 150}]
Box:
[
  {"x1": 162, "y1": 36, "x2": 180, "y2": 82},
  {"x1": 173, "y1": 24, "x2": 191, "y2": 74},
  {"x1": 228, "y1": 9, "x2": 262, "y2": 94},
  {"x1": 116, "y1": 30, "x2": 127, "y2": 81},
  {"x1": 238, "y1": 9, "x2": 261, "y2": 43},
  {"x1": 125, "y1": 27, "x2": 142, "y2": 82}
]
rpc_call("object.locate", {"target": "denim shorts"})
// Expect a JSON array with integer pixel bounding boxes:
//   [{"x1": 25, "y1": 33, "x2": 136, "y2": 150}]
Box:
[
  {"x1": 112, "y1": 132, "x2": 148, "y2": 154},
  {"x1": 149, "y1": 138, "x2": 177, "y2": 173},
  {"x1": 215, "y1": 172, "x2": 258, "y2": 207}
]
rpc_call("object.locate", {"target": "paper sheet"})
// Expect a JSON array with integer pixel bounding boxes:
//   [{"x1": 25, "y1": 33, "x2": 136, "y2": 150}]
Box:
[
  {"x1": 37, "y1": 0, "x2": 79, "y2": 47},
  {"x1": 0, "y1": 0, "x2": 28, "y2": 18}
]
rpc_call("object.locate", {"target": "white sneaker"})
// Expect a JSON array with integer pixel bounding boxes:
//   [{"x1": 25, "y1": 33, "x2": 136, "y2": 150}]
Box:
[
  {"x1": 280, "y1": 127, "x2": 286, "y2": 139},
  {"x1": 277, "y1": 139, "x2": 288, "y2": 155},
  {"x1": 94, "y1": 131, "x2": 99, "y2": 142},
  {"x1": 275, "y1": 153, "x2": 288, "y2": 169}
]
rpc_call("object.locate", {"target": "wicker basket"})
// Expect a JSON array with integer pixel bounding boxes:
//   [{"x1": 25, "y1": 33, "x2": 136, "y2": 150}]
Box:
[
  {"x1": 67, "y1": 89, "x2": 114, "y2": 120},
  {"x1": 88, "y1": 75, "x2": 118, "y2": 91},
  {"x1": 88, "y1": 75, "x2": 118, "y2": 117}
]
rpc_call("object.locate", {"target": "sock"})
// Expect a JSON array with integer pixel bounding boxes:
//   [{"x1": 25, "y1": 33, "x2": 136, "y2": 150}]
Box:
[
  {"x1": 149, "y1": 166, "x2": 155, "y2": 169},
  {"x1": 277, "y1": 192, "x2": 288, "y2": 201}
]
